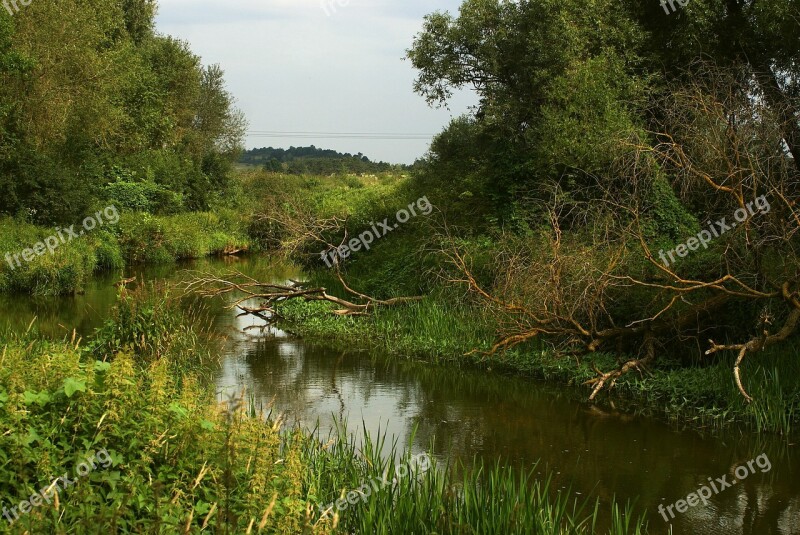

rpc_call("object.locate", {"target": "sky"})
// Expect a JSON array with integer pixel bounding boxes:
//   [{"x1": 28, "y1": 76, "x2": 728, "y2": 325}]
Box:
[{"x1": 155, "y1": 0, "x2": 477, "y2": 164}]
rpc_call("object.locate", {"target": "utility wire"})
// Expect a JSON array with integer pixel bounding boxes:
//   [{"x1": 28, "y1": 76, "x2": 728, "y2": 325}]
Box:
[{"x1": 246, "y1": 130, "x2": 436, "y2": 140}]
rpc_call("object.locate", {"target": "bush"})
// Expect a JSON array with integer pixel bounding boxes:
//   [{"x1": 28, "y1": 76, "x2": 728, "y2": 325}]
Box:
[
  {"x1": 0, "y1": 339, "x2": 314, "y2": 533},
  {"x1": 102, "y1": 180, "x2": 184, "y2": 215},
  {"x1": 116, "y1": 211, "x2": 249, "y2": 264},
  {"x1": 0, "y1": 217, "x2": 101, "y2": 296}
]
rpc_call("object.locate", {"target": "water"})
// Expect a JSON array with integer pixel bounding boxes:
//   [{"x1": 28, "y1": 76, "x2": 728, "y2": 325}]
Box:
[{"x1": 2, "y1": 257, "x2": 798, "y2": 534}]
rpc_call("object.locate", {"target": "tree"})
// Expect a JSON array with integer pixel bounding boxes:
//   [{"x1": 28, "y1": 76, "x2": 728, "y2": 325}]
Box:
[
  {"x1": 407, "y1": 0, "x2": 647, "y2": 224},
  {"x1": 634, "y1": 0, "x2": 800, "y2": 170},
  {"x1": 0, "y1": 0, "x2": 245, "y2": 221}
]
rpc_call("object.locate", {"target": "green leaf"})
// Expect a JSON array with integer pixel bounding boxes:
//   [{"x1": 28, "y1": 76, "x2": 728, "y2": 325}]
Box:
[
  {"x1": 63, "y1": 378, "x2": 87, "y2": 398},
  {"x1": 22, "y1": 390, "x2": 51, "y2": 406},
  {"x1": 200, "y1": 419, "x2": 216, "y2": 431},
  {"x1": 194, "y1": 501, "x2": 211, "y2": 515},
  {"x1": 94, "y1": 361, "x2": 112, "y2": 372},
  {"x1": 168, "y1": 403, "x2": 187, "y2": 419}
]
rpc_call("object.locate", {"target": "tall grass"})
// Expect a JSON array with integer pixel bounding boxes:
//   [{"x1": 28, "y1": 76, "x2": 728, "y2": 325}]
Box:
[
  {"x1": 116, "y1": 210, "x2": 249, "y2": 264},
  {"x1": 0, "y1": 217, "x2": 121, "y2": 296},
  {"x1": 299, "y1": 423, "x2": 648, "y2": 534},
  {"x1": 0, "y1": 295, "x2": 318, "y2": 533},
  {"x1": 0, "y1": 209, "x2": 250, "y2": 295},
  {"x1": 592, "y1": 341, "x2": 800, "y2": 435},
  {"x1": 276, "y1": 294, "x2": 494, "y2": 362}
]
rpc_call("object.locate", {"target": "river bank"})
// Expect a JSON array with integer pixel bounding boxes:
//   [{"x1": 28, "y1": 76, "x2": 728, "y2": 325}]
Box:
[
  {"x1": 2, "y1": 256, "x2": 799, "y2": 533},
  {"x1": 0, "y1": 210, "x2": 249, "y2": 296},
  {"x1": 0, "y1": 282, "x2": 649, "y2": 534}
]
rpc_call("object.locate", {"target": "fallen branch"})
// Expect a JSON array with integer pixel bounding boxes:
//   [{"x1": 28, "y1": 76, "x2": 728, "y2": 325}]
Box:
[
  {"x1": 704, "y1": 283, "x2": 800, "y2": 402},
  {"x1": 183, "y1": 269, "x2": 424, "y2": 318}
]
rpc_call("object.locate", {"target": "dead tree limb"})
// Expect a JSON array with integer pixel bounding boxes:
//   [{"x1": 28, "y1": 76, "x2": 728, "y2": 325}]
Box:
[
  {"x1": 183, "y1": 269, "x2": 424, "y2": 318},
  {"x1": 705, "y1": 283, "x2": 800, "y2": 402}
]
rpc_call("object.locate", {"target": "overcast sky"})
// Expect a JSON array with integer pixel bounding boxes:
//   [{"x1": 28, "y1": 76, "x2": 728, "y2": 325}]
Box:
[{"x1": 155, "y1": 0, "x2": 476, "y2": 164}]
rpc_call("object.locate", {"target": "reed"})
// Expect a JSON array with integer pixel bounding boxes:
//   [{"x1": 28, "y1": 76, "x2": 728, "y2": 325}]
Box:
[{"x1": 299, "y1": 423, "x2": 649, "y2": 534}]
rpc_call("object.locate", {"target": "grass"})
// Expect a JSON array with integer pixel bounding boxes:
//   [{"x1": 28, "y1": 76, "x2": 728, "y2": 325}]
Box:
[
  {"x1": 0, "y1": 286, "x2": 649, "y2": 534},
  {"x1": 232, "y1": 167, "x2": 800, "y2": 437},
  {"x1": 276, "y1": 294, "x2": 493, "y2": 362},
  {"x1": 116, "y1": 210, "x2": 249, "y2": 264},
  {"x1": 0, "y1": 216, "x2": 120, "y2": 296},
  {"x1": 0, "y1": 286, "x2": 315, "y2": 533},
  {"x1": 300, "y1": 422, "x2": 648, "y2": 534},
  {"x1": 0, "y1": 209, "x2": 249, "y2": 296}
]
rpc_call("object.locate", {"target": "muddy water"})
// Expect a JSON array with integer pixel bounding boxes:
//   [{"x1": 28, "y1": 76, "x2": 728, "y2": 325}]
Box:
[{"x1": 2, "y1": 257, "x2": 798, "y2": 534}]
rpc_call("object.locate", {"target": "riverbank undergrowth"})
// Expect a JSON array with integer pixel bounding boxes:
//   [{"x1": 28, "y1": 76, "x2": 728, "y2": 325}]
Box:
[{"x1": 0, "y1": 286, "x2": 648, "y2": 534}]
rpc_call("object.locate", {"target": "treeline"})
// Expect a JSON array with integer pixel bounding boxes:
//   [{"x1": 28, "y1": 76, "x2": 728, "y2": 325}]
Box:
[
  {"x1": 240, "y1": 146, "x2": 407, "y2": 175},
  {"x1": 0, "y1": 0, "x2": 245, "y2": 223}
]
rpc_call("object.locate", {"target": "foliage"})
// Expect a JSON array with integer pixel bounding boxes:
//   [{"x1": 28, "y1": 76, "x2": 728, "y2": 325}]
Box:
[
  {"x1": 102, "y1": 178, "x2": 184, "y2": 215},
  {"x1": 0, "y1": 1, "x2": 245, "y2": 223},
  {"x1": 240, "y1": 146, "x2": 406, "y2": 176},
  {"x1": 86, "y1": 283, "x2": 215, "y2": 372},
  {"x1": 250, "y1": 163, "x2": 800, "y2": 434},
  {"x1": 0, "y1": 217, "x2": 117, "y2": 296},
  {"x1": 301, "y1": 426, "x2": 648, "y2": 534},
  {"x1": 116, "y1": 211, "x2": 249, "y2": 264},
  {"x1": 407, "y1": 0, "x2": 646, "y2": 226},
  {"x1": 0, "y1": 209, "x2": 248, "y2": 295},
  {"x1": 0, "y1": 289, "x2": 648, "y2": 534},
  {"x1": 0, "y1": 338, "x2": 316, "y2": 533},
  {"x1": 401, "y1": 0, "x2": 800, "y2": 407}
]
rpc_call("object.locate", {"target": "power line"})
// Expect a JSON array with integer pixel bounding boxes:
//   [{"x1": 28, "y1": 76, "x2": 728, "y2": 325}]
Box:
[{"x1": 246, "y1": 130, "x2": 436, "y2": 140}]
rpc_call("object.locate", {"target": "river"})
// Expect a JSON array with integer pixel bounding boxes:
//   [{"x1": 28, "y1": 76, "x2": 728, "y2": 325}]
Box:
[{"x1": 1, "y1": 256, "x2": 798, "y2": 534}]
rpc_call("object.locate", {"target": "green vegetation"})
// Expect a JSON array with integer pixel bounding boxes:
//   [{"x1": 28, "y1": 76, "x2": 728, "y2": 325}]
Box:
[
  {"x1": 236, "y1": 0, "x2": 800, "y2": 438},
  {"x1": 0, "y1": 287, "x2": 320, "y2": 533},
  {"x1": 2, "y1": 0, "x2": 799, "y2": 529},
  {"x1": 0, "y1": 287, "x2": 647, "y2": 534},
  {"x1": 305, "y1": 428, "x2": 648, "y2": 534},
  {"x1": 0, "y1": 0, "x2": 252, "y2": 296},
  {"x1": 274, "y1": 293, "x2": 800, "y2": 435},
  {"x1": 220, "y1": 161, "x2": 800, "y2": 436},
  {"x1": 239, "y1": 146, "x2": 409, "y2": 176},
  {"x1": 0, "y1": 216, "x2": 116, "y2": 296},
  {"x1": 0, "y1": 211, "x2": 249, "y2": 296},
  {"x1": 0, "y1": 2, "x2": 245, "y2": 221}
]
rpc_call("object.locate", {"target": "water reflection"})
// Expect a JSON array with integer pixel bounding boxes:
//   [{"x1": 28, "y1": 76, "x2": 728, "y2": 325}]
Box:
[
  {"x1": 1, "y1": 257, "x2": 798, "y2": 534},
  {"x1": 214, "y1": 306, "x2": 800, "y2": 535}
]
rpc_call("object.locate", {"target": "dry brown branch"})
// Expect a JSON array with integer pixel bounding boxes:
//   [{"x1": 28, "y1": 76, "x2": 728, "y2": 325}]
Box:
[
  {"x1": 705, "y1": 283, "x2": 800, "y2": 401},
  {"x1": 585, "y1": 333, "x2": 657, "y2": 401},
  {"x1": 252, "y1": 193, "x2": 349, "y2": 258},
  {"x1": 183, "y1": 269, "x2": 424, "y2": 319}
]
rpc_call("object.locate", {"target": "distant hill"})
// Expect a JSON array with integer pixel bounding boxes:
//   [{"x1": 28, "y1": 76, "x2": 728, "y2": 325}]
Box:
[{"x1": 239, "y1": 146, "x2": 409, "y2": 175}]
